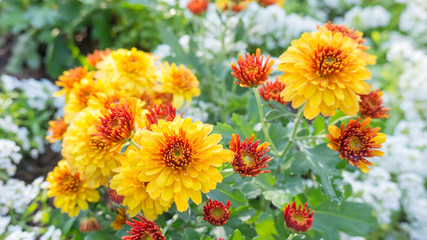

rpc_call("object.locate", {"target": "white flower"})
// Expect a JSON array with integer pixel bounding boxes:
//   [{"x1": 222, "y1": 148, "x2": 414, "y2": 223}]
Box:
[
  {"x1": 5, "y1": 225, "x2": 36, "y2": 240},
  {"x1": 0, "y1": 139, "x2": 22, "y2": 176},
  {"x1": 0, "y1": 216, "x2": 11, "y2": 235},
  {"x1": 39, "y1": 225, "x2": 61, "y2": 240}
]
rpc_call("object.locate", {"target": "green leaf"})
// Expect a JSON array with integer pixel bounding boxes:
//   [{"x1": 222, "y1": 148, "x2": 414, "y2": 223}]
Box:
[
  {"x1": 84, "y1": 230, "x2": 120, "y2": 240},
  {"x1": 45, "y1": 37, "x2": 73, "y2": 77},
  {"x1": 312, "y1": 201, "x2": 379, "y2": 240},
  {"x1": 239, "y1": 181, "x2": 262, "y2": 199},
  {"x1": 231, "y1": 229, "x2": 245, "y2": 240},
  {"x1": 232, "y1": 113, "x2": 256, "y2": 138},
  {"x1": 254, "y1": 213, "x2": 281, "y2": 240},
  {"x1": 115, "y1": 224, "x2": 131, "y2": 238},
  {"x1": 212, "y1": 122, "x2": 236, "y2": 146},
  {"x1": 200, "y1": 235, "x2": 214, "y2": 240},
  {"x1": 207, "y1": 184, "x2": 247, "y2": 208},
  {"x1": 263, "y1": 190, "x2": 292, "y2": 209},
  {"x1": 291, "y1": 144, "x2": 343, "y2": 201}
]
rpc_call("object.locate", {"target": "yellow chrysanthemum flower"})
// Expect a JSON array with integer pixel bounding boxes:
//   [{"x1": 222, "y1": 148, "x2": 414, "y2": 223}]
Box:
[
  {"x1": 55, "y1": 67, "x2": 93, "y2": 98},
  {"x1": 62, "y1": 108, "x2": 125, "y2": 187},
  {"x1": 135, "y1": 116, "x2": 233, "y2": 212},
  {"x1": 95, "y1": 48, "x2": 158, "y2": 96},
  {"x1": 63, "y1": 78, "x2": 108, "y2": 123},
  {"x1": 46, "y1": 160, "x2": 100, "y2": 217},
  {"x1": 278, "y1": 31, "x2": 372, "y2": 120},
  {"x1": 110, "y1": 131, "x2": 173, "y2": 219},
  {"x1": 158, "y1": 62, "x2": 200, "y2": 109}
]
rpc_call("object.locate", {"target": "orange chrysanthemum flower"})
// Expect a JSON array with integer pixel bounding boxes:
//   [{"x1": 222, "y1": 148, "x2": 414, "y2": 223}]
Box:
[
  {"x1": 229, "y1": 134, "x2": 273, "y2": 177},
  {"x1": 284, "y1": 202, "x2": 314, "y2": 233},
  {"x1": 46, "y1": 117, "x2": 68, "y2": 143},
  {"x1": 135, "y1": 117, "x2": 234, "y2": 212},
  {"x1": 231, "y1": 48, "x2": 275, "y2": 88},
  {"x1": 80, "y1": 217, "x2": 101, "y2": 232},
  {"x1": 257, "y1": 0, "x2": 283, "y2": 7},
  {"x1": 140, "y1": 91, "x2": 173, "y2": 108},
  {"x1": 46, "y1": 160, "x2": 100, "y2": 217},
  {"x1": 278, "y1": 30, "x2": 372, "y2": 120},
  {"x1": 145, "y1": 103, "x2": 179, "y2": 130},
  {"x1": 359, "y1": 89, "x2": 391, "y2": 119},
  {"x1": 86, "y1": 49, "x2": 111, "y2": 68},
  {"x1": 327, "y1": 117, "x2": 386, "y2": 173},
  {"x1": 318, "y1": 22, "x2": 376, "y2": 65},
  {"x1": 159, "y1": 62, "x2": 200, "y2": 109},
  {"x1": 187, "y1": 0, "x2": 209, "y2": 15},
  {"x1": 55, "y1": 66, "x2": 90, "y2": 97},
  {"x1": 258, "y1": 78, "x2": 288, "y2": 105},
  {"x1": 123, "y1": 215, "x2": 166, "y2": 240},
  {"x1": 88, "y1": 98, "x2": 137, "y2": 150},
  {"x1": 111, "y1": 208, "x2": 129, "y2": 231},
  {"x1": 202, "y1": 198, "x2": 231, "y2": 226}
]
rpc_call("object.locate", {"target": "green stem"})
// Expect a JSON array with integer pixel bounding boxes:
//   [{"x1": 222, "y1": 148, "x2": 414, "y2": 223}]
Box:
[
  {"x1": 279, "y1": 106, "x2": 304, "y2": 158},
  {"x1": 294, "y1": 135, "x2": 327, "y2": 140},
  {"x1": 286, "y1": 233, "x2": 298, "y2": 240},
  {"x1": 253, "y1": 88, "x2": 279, "y2": 156},
  {"x1": 129, "y1": 138, "x2": 142, "y2": 150}
]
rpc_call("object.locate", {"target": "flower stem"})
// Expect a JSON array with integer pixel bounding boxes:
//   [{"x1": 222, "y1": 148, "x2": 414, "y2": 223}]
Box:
[
  {"x1": 286, "y1": 233, "x2": 298, "y2": 240},
  {"x1": 253, "y1": 88, "x2": 279, "y2": 156},
  {"x1": 129, "y1": 138, "x2": 142, "y2": 150},
  {"x1": 280, "y1": 106, "x2": 304, "y2": 158}
]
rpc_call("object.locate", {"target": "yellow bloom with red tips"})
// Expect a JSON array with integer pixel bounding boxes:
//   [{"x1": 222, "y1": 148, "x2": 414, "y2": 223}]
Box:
[
  {"x1": 132, "y1": 117, "x2": 233, "y2": 212},
  {"x1": 318, "y1": 22, "x2": 376, "y2": 65},
  {"x1": 327, "y1": 117, "x2": 386, "y2": 173},
  {"x1": 158, "y1": 62, "x2": 200, "y2": 109},
  {"x1": 86, "y1": 49, "x2": 111, "y2": 68},
  {"x1": 278, "y1": 30, "x2": 372, "y2": 120},
  {"x1": 216, "y1": 0, "x2": 248, "y2": 12},
  {"x1": 95, "y1": 48, "x2": 158, "y2": 96},
  {"x1": 88, "y1": 97, "x2": 143, "y2": 151},
  {"x1": 62, "y1": 108, "x2": 125, "y2": 187},
  {"x1": 46, "y1": 160, "x2": 100, "y2": 217},
  {"x1": 46, "y1": 117, "x2": 68, "y2": 143},
  {"x1": 63, "y1": 78, "x2": 108, "y2": 123}
]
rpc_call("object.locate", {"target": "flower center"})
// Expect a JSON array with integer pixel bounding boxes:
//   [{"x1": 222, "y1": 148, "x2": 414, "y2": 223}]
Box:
[
  {"x1": 242, "y1": 152, "x2": 255, "y2": 166},
  {"x1": 90, "y1": 138, "x2": 110, "y2": 150},
  {"x1": 62, "y1": 174, "x2": 80, "y2": 192},
  {"x1": 316, "y1": 48, "x2": 345, "y2": 77},
  {"x1": 349, "y1": 136, "x2": 364, "y2": 151},
  {"x1": 140, "y1": 232, "x2": 152, "y2": 240},
  {"x1": 163, "y1": 136, "x2": 193, "y2": 170},
  {"x1": 292, "y1": 213, "x2": 305, "y2": 223},
  {"x1": 213, "y1": 208, "x2": 223, "y2": 218}
]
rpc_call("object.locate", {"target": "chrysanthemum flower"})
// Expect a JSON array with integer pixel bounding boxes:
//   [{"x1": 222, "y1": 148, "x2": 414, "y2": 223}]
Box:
[
  {"x1": 145, "y1": 103, "x2": 179, "y2": 130},
  {"x1": 46, "y1": 117, "x2": 68, "y2": 143},
  {"x1": 140, "y1": 91, "x2": 173, "y2": 108},
  {"x1": 187, "y1": 0, "x2": 209, "y2": 14},
  {"x1": 110, "y1": 158, "x2": 173, "y2": 219},
  {"x1": 79, "y1": 217, "x2": 101, "y2": 232},
  {"x1": 202, "y1": 198, "x2": 231, "y2": 226},
  {"x1": 231, "y1": 48, "x2": 275, "y2": 88},
  {"x1": 95, "y1": 48, "x2": 158, "y2": 96},
  {"x1": 46, "y1": 160, "x2": 100, "y2": 217},
  {"x1": 327, "y1": 117, "x2": 386, "y2": 173},
  {"x1": 87, "y1": 90, "x2": 127, "y2": 110},
  {"x1": 86, "y1": 49, "x2": 111, "y2": 68},
  {"x1": 278, "y1": 30, "x2": 372, "y2": 120},
  {"x1": 359, "y1": 89, "x2": 390, "y2": 119},
  {"x1": 111, "y1": 208, "x2": 129, "y2": 231},
  {"x1": 62, "y1": 108, "x2": 125, "y2": 186},
  {"x1": 318, "y1": 22, "x2": 376, "y2": 65},
  {"x1": 158, "y1": 62, "x2": 200, "y2": 109},
  {"x1": 108, "y1": 186, "x2": 124, "y2": 205},
  {"x1": 64, "y1": 78, "x2": 108, "y2": 123},
  {"x1": 216, "y1": 0, "x2": 247, "y2": 12},
  {"x1": 88, "y1": 98, "x2": 138, "y2": 150},
  {"x1": 229, "y1": 134, "x2": 273, "y2": 177},
  {"x1": 258, "y1": 78, "x2": 288, "y2": 105},
  {"x1": 257, "y1": 0, "x2": 283, "y2": 7},
  {"x1": 122, "y1": 215, "x2": 166, "y2": 240},
  {"x1": 55, "y1": 66, "x2": 91, "y2": 97},
  {"x1": 284, "y1": 202, "x2": 314, "y2": 232},
  {"x1": 135, "y1": 117, "x2": 234, "y2": 212}
]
